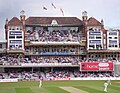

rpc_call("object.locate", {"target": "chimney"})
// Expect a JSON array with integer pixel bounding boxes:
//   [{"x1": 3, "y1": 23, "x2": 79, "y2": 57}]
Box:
[
  {"x1": 101, "y1": 19, "x2": 104, "y2": 30},
  {"x1": 5, "y1": 18, "x2": 8, "y2": 29},
  {"x1": 82, "y1": 11, "x2": 88, "y2": 50},
  {"x1": 5, "y1": 18, "x2": 8, "y2": 47}
]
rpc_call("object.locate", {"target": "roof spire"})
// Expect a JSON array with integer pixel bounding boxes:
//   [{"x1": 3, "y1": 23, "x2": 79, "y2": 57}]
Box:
[
  {"x1": 20, "y1": 10, "x2": 26, "y2": 25},
  {"x1": 5, "y1": 18, "x2": 8, "y2": 25},
  {"x1": 20, "y1": 10, "x2": 25, "y2": 15},
  {"x1": 82, "y1": 11, "x2": 88, "y2": 21}
]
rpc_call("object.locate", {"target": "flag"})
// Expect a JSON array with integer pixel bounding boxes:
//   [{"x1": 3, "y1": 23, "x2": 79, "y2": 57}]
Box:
[
  {"x1": 52, "y1": 3, "x2": 56, "y2": 9},
  {"x1": 60, "y1": 8, "x2": 64, "y2": 16},
  {"x1": 43, "y1": 6, "x2": 47, "y2": 10}
]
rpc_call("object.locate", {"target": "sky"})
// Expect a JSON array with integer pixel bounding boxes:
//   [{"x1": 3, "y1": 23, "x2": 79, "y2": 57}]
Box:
[{"x1": 0, "y1": 0, "x2": 120, "y2": 40}]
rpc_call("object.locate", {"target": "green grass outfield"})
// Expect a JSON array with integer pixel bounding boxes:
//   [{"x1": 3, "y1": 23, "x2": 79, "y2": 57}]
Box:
[{"x1": 0, "y1": 80, "x2": 120, "y2": 93}]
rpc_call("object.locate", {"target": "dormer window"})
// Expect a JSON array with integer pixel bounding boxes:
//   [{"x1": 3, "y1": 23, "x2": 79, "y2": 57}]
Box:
[
  {"x1": 51, "y1": 19, "x2": 58, "y2": 25},
  {"x1": 17, "y1": 28, "x2": 19, "y2": 30},
  {"x1": 20, "y1": 27, "x2": 22, "y2": 30},
  {"x1": 9, "y1": 28, "x2": 11, "y2": 30},
  {"x1": 11, "y1": 27, "x2": 15, "y2": 30}
]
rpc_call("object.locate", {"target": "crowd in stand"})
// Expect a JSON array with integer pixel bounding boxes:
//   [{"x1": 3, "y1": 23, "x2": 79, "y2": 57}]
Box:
[
  {"x1": 0, "y1": 70, "x2": 116, "y2": 80},
  {"x1": 83, "y1": 57, "x2": 118, "y2": 62},
  {"x1": 0, "y1": 55, "x2": 119, "y2": 80},
  {"x1": 0, "y1": 56, "x2": 79, "y2": 65},
  {"x1": 26, "y1": 29, "x2": 81, "y2": 42},
  {"x1": 25, "y1": 46, "x2": 83, "y2": 55},
  {"x1": 0, "y1": 56, "x2": 119, "y2": 66},
  {"x1": 72, "y1": 71, "x2": 113, "y2": 78}
]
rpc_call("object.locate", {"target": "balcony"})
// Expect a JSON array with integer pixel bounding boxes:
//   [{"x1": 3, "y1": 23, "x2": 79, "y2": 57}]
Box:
[
  {"x1": 20, "y1": 63, "x2": 79, "y2": 67},
  {"x1": 7, "y1": 49, "x2": 24, "y2": 53},
  {"x1": 87, "y1": 49, "x2": 120, "y2": 53},
  {"x1": 25, "y1": 41, "x2": 30, "y2": 46}
]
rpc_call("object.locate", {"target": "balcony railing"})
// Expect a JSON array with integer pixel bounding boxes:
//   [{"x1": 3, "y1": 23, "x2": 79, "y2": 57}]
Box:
[{"x1": 7, "y1": 49, "x2": 24, "y2": 53}]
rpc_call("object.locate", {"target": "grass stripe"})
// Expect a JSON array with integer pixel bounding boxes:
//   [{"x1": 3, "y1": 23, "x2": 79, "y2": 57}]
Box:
[
  {"x1": 0, "y1": 82, "x2": 38, "y2": 88},
  {"x1": 75, "y1": 86, "x2": 104, "y2": 93},
  {"x1": 31, "y1": 87, "x2": 50, "y2": 93},
  {"x1": 109, "y1": 85, "x2": 120, "y2": 91},
  {"x1": 15, "y1": 88, "x2": 33, "y2": 93},
  {"x1": 45, "y1": 87, "x2": 70, "y2": 93},
  {"x1": 0, "y1": 88, "x2": 15, "y2": 93},
  {"x1": 0, "y1": 80, "x2": 120, "y2": 93}
]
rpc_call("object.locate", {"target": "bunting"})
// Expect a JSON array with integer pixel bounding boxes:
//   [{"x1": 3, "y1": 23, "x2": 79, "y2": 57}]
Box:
[
  {"x1": 43, "y1": 6, "x2": 47, "y2": 10},
  {"x1": 51, "y1": 3, "x2": 56, "y2": 9},
  {"x1": 42, "y1": 4, "x2": 65, "y2": 16},
  {"x1": 60, "y1": 8, "x2": 64, "y2": 16}
]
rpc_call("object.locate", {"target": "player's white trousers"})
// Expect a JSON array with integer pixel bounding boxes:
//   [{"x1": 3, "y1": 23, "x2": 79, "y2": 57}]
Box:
[{"x1": 104, "y1": 87, "x2": 107, "y2": 92}]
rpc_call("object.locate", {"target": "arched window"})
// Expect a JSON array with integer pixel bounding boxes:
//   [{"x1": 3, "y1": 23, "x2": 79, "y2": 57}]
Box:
[{"x1": 51, "y1": 20, "x2": 58, "y2": 25}]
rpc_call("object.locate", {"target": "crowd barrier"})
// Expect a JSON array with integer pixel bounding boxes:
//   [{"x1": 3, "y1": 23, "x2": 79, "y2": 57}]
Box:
[
  {"x1": 0, "y1": 79, "x2": 18, "y2": 82},
  {"x1": 0, "y1": 77, "x2": 120, "y2": 82},
  {"x1": 70, "y1": 77, "x2": 120, "y2": 80},
  {"x1": 21, "y1": 63, "x2": 72, "y2": 66}
]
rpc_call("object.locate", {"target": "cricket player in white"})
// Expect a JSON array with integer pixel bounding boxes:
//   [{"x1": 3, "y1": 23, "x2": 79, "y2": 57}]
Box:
[
  {"x1": 107, "y1": 79, "x2": 111, "y2": 85},
  {"x1": 39, "y1": 80, "x2": 42, "y2": 88},
  {"x1": 104, "y1": 81, "x2": 108, "y2": 92}
]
